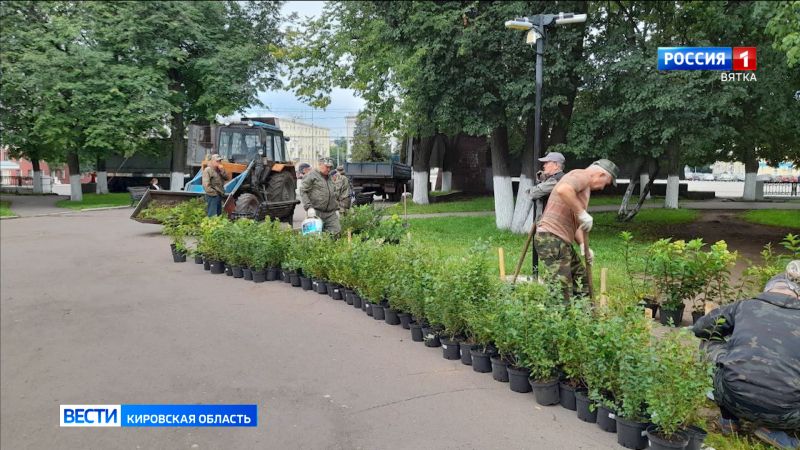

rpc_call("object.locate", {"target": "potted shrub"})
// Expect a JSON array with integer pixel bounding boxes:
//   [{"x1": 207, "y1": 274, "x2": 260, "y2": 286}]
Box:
[
  {"x1": 620, "y1": 232, "x2": 659, "y2": 317},
  {"x1": 614, "y1": 311, "x2": 657, "y2": 449},
  {"x1": 197, "y1": 216, "x2": 229, "y2": 274},
  {"x1": 649, "y1": 238, "x2": 707, "y2": 327},
  {"x1": 554, "y1": 295, "x2": 591, "y2": 410},
  {"x1": 515, "y1": 281, "x2": 563, "y2": 401},
  {"x1": 694, "y1": 240, "x2": 737, "y2": 323},
  {"x1": 645, "y1": 329, "x2": 713, "y2": 450}
]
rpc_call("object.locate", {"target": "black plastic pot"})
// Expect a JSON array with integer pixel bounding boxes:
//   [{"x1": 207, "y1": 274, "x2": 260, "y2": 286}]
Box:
[
  {"x1": 290, "y1": 272, "x2": 301, "y2": 287},
  {"x1": 252, "y1": 268, "x2": 266, "y2": 283},
  {"x1": 209, "y1": 260, "x2": 225, "y2": 274},
  {"x1": 331, "y1": 285, "x2": 343, "y2": 301},
  {"x1": 659, "y1": 304, "x2": 685, "y2": 327},
  {"x1": 360, "y1": 296, "x2": 367, "y2": 311},
  {"x1": 300, "y1": 276, "x2": 312, "y2": 290},
  {"x1": 283, "y1": 270, "x2": 291, "y2": 283},
  {"x1": 372, "y1": 304, "x2": 385, "y2": 320},
  {"x1": 410, "y1": 323, "x2": 423, "y2": 342},
  {"x1": 490, "y1": 356, "x2": 509, "y2": 382},
  {"x1": 691, "y1": 311, "x2": 704, "y2": 325},
  {"x1": 596, "y1": 404, "x2": 617, "y2": 433},
  {"x1": 343, "y1": 289, "x2": 354, "y2": 305},
  {"x1": 644, "y1": 301, "x2": 659, "y2": 319},
  {"x1": 171, "y1": 249, "x2": 186, "y2": 263},
  {"x1": 470, "y1": 348, "x2": 492, "y2": 373},
  {"x1": 508, "y1": 367, "x2": 532, "y2": 393},
  {"x1": 266, "y1": 267, "x2": 279, "y2": 281},
  {"x1": 243, "y1": 267, "x2": 253, "y2": 280},
  {"x1": 326, "y1": 282, "x2": 335, "y2": 296},
  {"x1": 232, "y1": 266, "x2": 244, "y2": 278},
  {"x1": 440, "y1": 337, "x2": 461, "y2": 360},
  {"x1": 194, "y1": 255, "x2": 204, "y2": 264},
  {"x1": 365, "y1": 301, "x2": 373, "y2": 316},
  {"x1": 384, "y1": 308, "x2": 400, "y2": 325},
  {"x1": 646, "y1": 426, "x2": 689, "y2": 450},
  {"x1": 422, "y1": 327, "x2": 441, "y2": 347},
  {"x1": 225, "y1": 264, "x2": 233, "y2": 276},
  {"x1": 314, "y1": 279, "x2": 327, "y2": 294},
  {"x1": 459, "y1": 342, "x2": 476, "y2": 366},
  {"x1": 398, "y1": 312, "x2": 412, "y2": 329},
  {"x1": 352, "y1": 294, "x2": 363, "y2": 309},
  {"x1": 559, "y1": 382, "x2": 578, "y2": 411},
  {"x1": 531, "y1": 378, "x2": 560, "y2": 405},
  {"x1": 203, "y1": 259, "x2": 211, "y2": 270},
  {"x1": 685, "y1": 425, "x2": 707, "y2": 450},
  {"x1": 575, "y1": 390, "x2": 597, "y2": 423},
  {"x1": 616, "y1": 416, "x2": 649, "y2": 450}
]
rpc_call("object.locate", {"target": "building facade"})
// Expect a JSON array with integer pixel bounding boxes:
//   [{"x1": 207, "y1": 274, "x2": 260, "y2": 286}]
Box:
[{"x1": 274, "y1": 117, "x2": 331, "y2": 166}]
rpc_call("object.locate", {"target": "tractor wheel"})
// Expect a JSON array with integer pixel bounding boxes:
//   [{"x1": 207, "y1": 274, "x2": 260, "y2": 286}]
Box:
[{"x1": 235, "y1": 193, "x2": 260, "y2": 216}]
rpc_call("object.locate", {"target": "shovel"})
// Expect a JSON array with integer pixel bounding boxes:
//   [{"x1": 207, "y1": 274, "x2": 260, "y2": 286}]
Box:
[{"x1": 582, "y1": 232, "x2": 594, "y2": 300}]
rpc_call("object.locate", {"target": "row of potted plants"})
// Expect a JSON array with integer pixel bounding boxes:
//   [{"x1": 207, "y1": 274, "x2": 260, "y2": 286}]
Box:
[{"x1": 165, "y1": 210, "x2": 713, "y2": 450}]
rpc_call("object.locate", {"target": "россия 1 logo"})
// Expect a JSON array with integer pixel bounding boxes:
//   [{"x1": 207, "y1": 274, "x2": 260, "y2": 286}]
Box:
[{"x1": 658, "y1": 47, "x2": 757, "y2": 82}]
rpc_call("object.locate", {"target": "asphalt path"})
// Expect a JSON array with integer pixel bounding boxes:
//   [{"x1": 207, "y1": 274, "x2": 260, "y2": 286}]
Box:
[{"x1": 1, "y1": 208, "x2": 619, "y2": 449}]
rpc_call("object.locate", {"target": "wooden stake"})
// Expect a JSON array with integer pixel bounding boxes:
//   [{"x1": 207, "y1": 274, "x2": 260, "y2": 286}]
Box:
[
  {"x1": 498, "y1": 247, "x2": 506, "y2": 280},
  {"x1": 582, "y1": 233, "x2": 594, "y2": 300},
  {"x1": 599, "y1": 267, "x2": 608, "y2": 307}
]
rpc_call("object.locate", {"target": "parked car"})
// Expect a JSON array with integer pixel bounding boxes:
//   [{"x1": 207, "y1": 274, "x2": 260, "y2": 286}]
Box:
[
  {"x1": 702, "y1": 173, "x2": 715, "y2": 181},
  {"x1": 735, "y1": 173, "x2": 746, "y2": 182},
  {"x1": 756, "y1": 174, "x2": 772, "y2": 182},
  {"x1": 685, "y1": 173, "x2": 697, "y2": 181},
  {"x1": 717, "y1": 173, "x2": 735, "y2": 182}
]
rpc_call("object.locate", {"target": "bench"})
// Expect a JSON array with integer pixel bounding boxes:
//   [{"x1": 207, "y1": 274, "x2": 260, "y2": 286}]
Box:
[{"x1": 127, "y1": 187, "x2": 149, "y2": 206}]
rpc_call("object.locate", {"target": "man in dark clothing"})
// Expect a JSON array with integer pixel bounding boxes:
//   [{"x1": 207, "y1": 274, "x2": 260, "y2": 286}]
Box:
[
  {"x1": 693, "y1": 264, "x2": 800, "y2": 449},
  {"x1": 202, "y1": 154, "x2": 227, "y2": 217}
]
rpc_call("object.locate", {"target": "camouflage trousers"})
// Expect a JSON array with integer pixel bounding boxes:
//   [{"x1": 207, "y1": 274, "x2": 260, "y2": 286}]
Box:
[
  {"x1": 318, "y1": 210, "x2": 341, "y2": 235},
  {"x1": 533, "y1": 232, "x2": 588, "y2": 301},
  {"x1": 704, "y1": 341, "x2": 800, "y2": 429}
]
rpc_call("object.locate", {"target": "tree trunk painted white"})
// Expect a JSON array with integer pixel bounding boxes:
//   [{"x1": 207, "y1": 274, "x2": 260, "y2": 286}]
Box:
[
  {"x1": 510, "y1": 174, "x2": 534, "y2": 233},
  {"x1": 493, "y1": 175, "x2": 514, "y2": 230},
  {"x1": 639, "y1": 173, "x2": 650, "y2": 199},
  {"x1": 96, "y1": 171, "x2": 108, "y2": 194},
  {"x1": 743, "y1": 172, "x2": 757, "y2": 200},
  {"x1": 441, "y1": 171, "x2": 452, "y2": 192},
  {"x1": 664, "y1": 175, "x2": 679, "y2": 209},
  {"x1": 69, "y1": 174, "x2": 83, "y2": 202},
  {"x1": 170, "y1": 172, "x2": 185, "y2": 191},
  {"x1": 412, "y1": 170, "x2": 429, "y2": 204},
  {"x1": 32, "y1": 170, "x2": 42, "y2": 194}
]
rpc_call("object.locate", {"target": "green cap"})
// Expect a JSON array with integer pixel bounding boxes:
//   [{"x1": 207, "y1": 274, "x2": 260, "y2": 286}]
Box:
[{"x1": 591, "y1": 159, "x2": 619, "y2": 186}]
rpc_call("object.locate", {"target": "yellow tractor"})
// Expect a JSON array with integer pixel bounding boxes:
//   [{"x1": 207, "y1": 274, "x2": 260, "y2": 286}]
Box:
[{"x1": 132, "y1": 119, "x2": 299, "y2": 223}]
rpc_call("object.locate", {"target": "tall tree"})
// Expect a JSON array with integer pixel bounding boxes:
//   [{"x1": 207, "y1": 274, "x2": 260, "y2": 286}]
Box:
[
  {"x1": 350, "y1": 116, "x2": 391, "y2": 162},
  {"x1": 88, "y1": 1, "x2": 284, "y2": 190}
]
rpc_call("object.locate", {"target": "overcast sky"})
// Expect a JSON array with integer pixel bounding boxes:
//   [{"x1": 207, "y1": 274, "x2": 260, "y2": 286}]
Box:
[{"x1": 243, "y1": 1, "x2": 365, "y2": 139}]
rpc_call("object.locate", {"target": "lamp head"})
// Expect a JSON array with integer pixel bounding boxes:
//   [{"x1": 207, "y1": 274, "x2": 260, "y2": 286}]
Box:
[{"x1": 504, "y1": 18, "x2": 533, "y2": 31}]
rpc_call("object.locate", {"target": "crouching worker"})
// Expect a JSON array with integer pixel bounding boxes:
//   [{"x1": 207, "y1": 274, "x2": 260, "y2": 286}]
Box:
[
  {"x1": 693, "y1": 261, "x2": 800, "y2": 449},
  {"x1": 299, "y1": 157, "x2": 340, "y2": 234}
]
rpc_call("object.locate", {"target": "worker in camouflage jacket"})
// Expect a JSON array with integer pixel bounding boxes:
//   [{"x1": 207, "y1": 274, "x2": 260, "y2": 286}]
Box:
[
  {"x1": 693, "y1": 261, "x2": 800, "y2": 449},
  {"x1": 299, "y1": 157, "x2": 340, "y2": 234},
  {"x1": 333, "y1": 165, "x2": 352, "y2": 212}
]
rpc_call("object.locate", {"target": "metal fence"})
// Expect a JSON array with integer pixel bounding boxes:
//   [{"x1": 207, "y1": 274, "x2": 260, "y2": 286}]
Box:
[
  {"x1": 764, "y1": 182, "x2": 799, "y2": 197},
  {"x1": 0, "y1": 176, "x2": 33, "y2": 186}
]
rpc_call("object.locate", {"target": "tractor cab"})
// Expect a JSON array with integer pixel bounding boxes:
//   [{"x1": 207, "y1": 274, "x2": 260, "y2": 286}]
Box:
[{"x1": 215, "y1": 122, "x2": 287, "y2": 165}]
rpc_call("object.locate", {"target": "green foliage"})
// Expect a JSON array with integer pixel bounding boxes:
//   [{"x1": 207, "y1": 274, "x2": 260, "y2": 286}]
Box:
[
  {"x1": 741, "y1": 233, "x2": 800, "y2": 297},
  {"x1": 350, "y1": 115, "x2": 391, "y2": 162},
  {"x1": 697, "y1": 241, "x2": 738, "y2": 311},
  {"x1": 648, "y1": 239, "x2": 708, "y2": 311},
  {"x1": 340, "y1": 205, "x2": 384, "y2": 235},
  {"x1": 196, "y1": 215, "x2": 229, "y2": 261},
  {"x1": 367, "y1": 214, "x2": 405, "y2": 244},
  {"x1": 0, "y1": 201, "x2": 14, "y2": 218},
  {"x1": 741, "y1": 210, "x2": 800, "y2": 229},
  {"x1": 513, "y1": 282, "x2": 565, "y2": 381},
  {"x1": 55, "y1": 193, "x2": 134, "y2": 210},
  {"x1": 646, "y1": 329, "x2": 714, "y2": 438},
  {"x1": 758, "y1": 0, "x2": 800, "y2": 68},
  {"x1": 160, "y1": 198, "x2": 206, "y2": 253},
  {"x1": 555, "y1": 296, "x2": 594, "y2": 386}
]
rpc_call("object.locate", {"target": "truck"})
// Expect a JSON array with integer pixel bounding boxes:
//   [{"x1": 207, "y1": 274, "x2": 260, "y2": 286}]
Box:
[
  {"x1": 344, "y1": 161, "x2": 411, "y2": 202},
  {"x1": 131, "y1": 119, "x2": 299, "y2": 223}
]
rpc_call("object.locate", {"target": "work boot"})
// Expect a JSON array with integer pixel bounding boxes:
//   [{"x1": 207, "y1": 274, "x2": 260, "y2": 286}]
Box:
[
  {"x1": 754, "y1": 427, "x2": 799, "y2": 450},
  {"x1": 718, "y1": 417, "x2": 739, "y2": 436}
]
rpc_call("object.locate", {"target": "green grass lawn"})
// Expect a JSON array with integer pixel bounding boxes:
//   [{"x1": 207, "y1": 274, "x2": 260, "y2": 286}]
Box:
[
  {"x1": 0, "y1": 200, "x2": 15, "y2": 217},
  {"x1": 388, "y1": 196, "x2": 495, "y2": 215},
  {"x1": 406, "y1": 209, "x2": 699, "y2": 291},
  {"x1": 55, "y1": 193, "x2": 131, "y2": 210},
  {"x1": 740, "y1": 210, "x2": 800, "y2": 229},
  {"x1": 589, "y1": 195, "x2": 662, "y2": 207}
]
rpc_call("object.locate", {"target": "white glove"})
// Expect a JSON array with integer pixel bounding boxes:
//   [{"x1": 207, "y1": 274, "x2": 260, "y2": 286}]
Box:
[
  {"x1": 307, "y1": 207, "x2": 316, "y2": 218},
  {"x1": 580, "y1": 246, "x2": 594, "y2": 265},
  {"x1": 577, "y1": 210, "x2": 593, "y2": 232}
]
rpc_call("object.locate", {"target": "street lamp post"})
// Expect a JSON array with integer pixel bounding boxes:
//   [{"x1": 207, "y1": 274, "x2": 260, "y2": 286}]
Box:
[{"x1": 505, "y1": 12, "x2": 586, "y2": 277}]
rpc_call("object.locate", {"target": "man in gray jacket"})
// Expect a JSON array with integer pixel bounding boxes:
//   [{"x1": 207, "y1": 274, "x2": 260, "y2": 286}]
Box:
[
  {"x1": 299, "y1": 158, "x2": 340, "y2": 234},
  {"x1": 525, "y1": 151, "x2": 566, "y2": 212}
]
